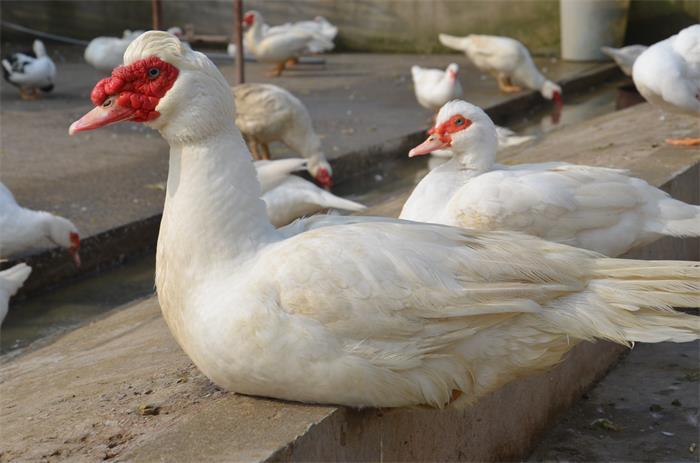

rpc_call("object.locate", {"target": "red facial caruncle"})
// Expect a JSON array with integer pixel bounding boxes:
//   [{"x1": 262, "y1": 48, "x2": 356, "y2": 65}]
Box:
[
  {"x1": 69, "y1": 56, "x2": 179, "y2": 135},
  {"x1": 409, "y1": 114, "x2": 472, "y2": 157},
  {"x1": 243, "y1": 13, "x2": 255, "y2": 26},
  {"x1": 91, "y1": 56, "x2": 179, "y2": 122}
]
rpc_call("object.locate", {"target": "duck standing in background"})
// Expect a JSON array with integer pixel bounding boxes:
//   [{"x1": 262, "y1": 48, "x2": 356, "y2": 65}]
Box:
[
  {"x1": 411, "y1": 63, "x2": 463, "y2": 119},
  {"x1": 633, "y1": 25, "x2": 700, "y2": 146},
  {"x1": 2, "y1": 40, "x2": 56, "y2": 100},
  {"x1": 243, "y1": 10, "x2": 331, "y2": 76},
  {"x1": 0, "y1": 182, "x2": 81, "y2": 266},
  {"x1": 233, "y1": 83, "x2": 333, "y2": 189},
  {"x1": 439, "y1": 33, "x2": 562, "y2": 104},
  {"x1": 402, "y1": 100, "x2": 700, "y2": 257},
  {"x1": 0, "y1": 263, "x2": 32, "y2": 326}
]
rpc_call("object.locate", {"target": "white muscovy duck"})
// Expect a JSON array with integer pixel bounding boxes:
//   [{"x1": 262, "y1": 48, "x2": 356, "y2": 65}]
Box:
[
  {"x1": 601, "y1": 45, "x2": 648, "y2": 76},
  {"x1": 233, "y1": 83, "x2": 333, "y2": 189},
  {"x1": 632, "y1": 25, "x2": 700, "y2": 146},
  {"x1": 69, "y1": 31, "x2": 700, "y2": 409},
  {"x1": 0, "y1": 182, "x2": 81, "y2": 266},
  {"x1": 2, "y1": 40, "x2": 56, "y2": 100},
  {"x1": 439, "y1": 33, "x2": 562, "y2": 104},
  {"x1": 84, "y1": 29, "x2": 143, "y2": 73},
  {"x1": 0, "y1": 263, "x2": 32, "y2": 326},
  {"x1": 412, "y1": 63, "x2": 463, "y2": 116},
  {"x1": 401, "y1": 100, "x2": 700, "y2": 257},
  {"x1": 243, "y1": 10, "x2": 330, "y2": 76}
]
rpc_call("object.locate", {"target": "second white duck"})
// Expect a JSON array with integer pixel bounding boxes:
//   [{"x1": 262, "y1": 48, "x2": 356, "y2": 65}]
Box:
[{"x1": 401, "y1": 100, "x2": 700, "y2": 257}]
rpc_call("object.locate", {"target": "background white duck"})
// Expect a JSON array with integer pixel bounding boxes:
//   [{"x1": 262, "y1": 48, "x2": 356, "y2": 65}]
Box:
[
  {"x1": 266, "y1": 16, "x2": 337, "y2": 54},
  {"x1": 229, "y1": 15, "x2": 337, "y2": 59},
  {"x1": 69, "y1": 31, "x2": 700, "y2": 409},
  {"x1": 402, "y1": 100, "x2": 700, "y2": 257},
  {"x1": 601, "y1": 44, "x2": 648, "y2": 76},
  {"x1": 439, "y1": 33, "x2": 562, "y2": 105},
  {"x1": 0, "y1": 182, "x2": 81, "y2": 266},
  {"x1": 84, "y1": 29, "x2": 143, "y2": 73},
  {"x1": 244, "y1": 10, "x2": 330, "y2": 76},
  {"x1": 233, "y1": 83, "x2": 333, "y2": 189},
  {"x1": 2, "y1": 40, "x2": 56, "y2": 100},
  {"x1": 633, "y1": 24, "x2": 700, "y2": 145},
  {"x1": 412, "y1": 63, "x2": 463, "y2": 116},
  {"x1": 0, "y1": 263, "x2": 31, "y2": 326}
]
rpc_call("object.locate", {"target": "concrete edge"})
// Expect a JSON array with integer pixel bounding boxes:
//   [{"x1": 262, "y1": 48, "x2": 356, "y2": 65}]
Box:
[{"x1": 4, "y1": 63, "x2": 623, "y2": 296}]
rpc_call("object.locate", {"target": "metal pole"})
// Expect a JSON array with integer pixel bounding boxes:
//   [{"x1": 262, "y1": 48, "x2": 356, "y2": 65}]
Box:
[
  {"x1": 233, "y1": 0, "x2": 245, "y2": 84},
  {"x1": 152, "y1": 0, "x2": 162, "y2": 30}
]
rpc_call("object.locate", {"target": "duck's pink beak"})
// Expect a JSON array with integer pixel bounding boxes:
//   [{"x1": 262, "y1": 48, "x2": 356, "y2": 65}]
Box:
[
  {"x1": 69, "y1": 97, "x2": 136, "y2": 135},
  {"x1": 408, "y1": 134, "x2": 450, "y2": 157}
]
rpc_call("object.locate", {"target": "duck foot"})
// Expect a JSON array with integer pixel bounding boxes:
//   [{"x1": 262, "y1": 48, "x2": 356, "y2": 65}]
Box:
[
  {"x1": 665, "y1": 137, "x2": 700, "y2": 146},
  {"x1": 267, "y1": 62, "x2": 286, "y2": 77},
  {"x1": 20, "y1": 88, "x2": 39, "y2": 100},
  {"x1": 497, "y1": 74, "x2": 522, "y2": 93},
  {"x1": 285, "y1": 57, "x2": 299, "y2": 67}
]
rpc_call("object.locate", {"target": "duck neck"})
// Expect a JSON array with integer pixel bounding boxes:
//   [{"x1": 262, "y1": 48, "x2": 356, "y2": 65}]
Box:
[
  {"x1": 158, "y1": 127, "x2": 276, "y2": 271},
  {"x1": 453, "y1": 141, "x2": 497, "y2": 174}
]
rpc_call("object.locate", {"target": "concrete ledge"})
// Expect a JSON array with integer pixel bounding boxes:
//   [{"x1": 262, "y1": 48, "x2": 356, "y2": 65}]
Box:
[{"x1": 1, "y1": 103, "x2": 698, "y2": 462}]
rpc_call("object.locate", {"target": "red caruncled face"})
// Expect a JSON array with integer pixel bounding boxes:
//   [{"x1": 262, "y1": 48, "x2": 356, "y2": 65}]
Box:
[
  {"x1": 91, "y1": 56, "x2": 179, "y2": 122},
  {"x1": 408, "y1": 114, "x2": 473, "y2": 157},
  {"x1": 429, "y1": 114, "x2": 472, "y2": 143}
]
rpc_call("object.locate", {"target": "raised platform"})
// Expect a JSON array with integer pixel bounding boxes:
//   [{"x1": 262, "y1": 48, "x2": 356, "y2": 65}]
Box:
[{"x1": 1, "y1": 102, "x2": 698, "y2": 462}]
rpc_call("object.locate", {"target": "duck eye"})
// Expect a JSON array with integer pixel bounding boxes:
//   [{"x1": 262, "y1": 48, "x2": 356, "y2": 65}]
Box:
[
  {"x1": 148, "y1": 67, "x2": 160, "y2": 78},
  {"x1": 454, "y1": 118, "x2": 464, "y2": 126}
]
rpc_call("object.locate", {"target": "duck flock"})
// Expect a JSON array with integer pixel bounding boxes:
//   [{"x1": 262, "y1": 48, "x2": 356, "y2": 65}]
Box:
[{"x1": 1, "y1": 14, "x2": 699, "y2": 409}]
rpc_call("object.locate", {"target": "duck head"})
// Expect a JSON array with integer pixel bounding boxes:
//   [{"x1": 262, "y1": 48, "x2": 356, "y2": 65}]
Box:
[
  {"x1": 409, "y1": 100, "x2": 498, "y2": 170},
  {"x1": 69, "y1": 31, "x2": 235, "y2": 144}
]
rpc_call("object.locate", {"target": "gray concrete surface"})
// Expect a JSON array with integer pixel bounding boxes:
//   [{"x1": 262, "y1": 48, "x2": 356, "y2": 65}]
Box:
[
  {"x1": 1, "y1": 103, "x2": 698, "y2": 462},
  {"x1": 529, "y1": 341, "x2": 700, "y2": 463}
]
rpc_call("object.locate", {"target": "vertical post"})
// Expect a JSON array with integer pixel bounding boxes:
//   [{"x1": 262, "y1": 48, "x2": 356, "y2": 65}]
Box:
[
  {"x1": 152, "y1": 0, "x2": 163, "y2": 30},
  {"x1": 233, "y1": 0, "x2": 245, "y2": 84}
]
